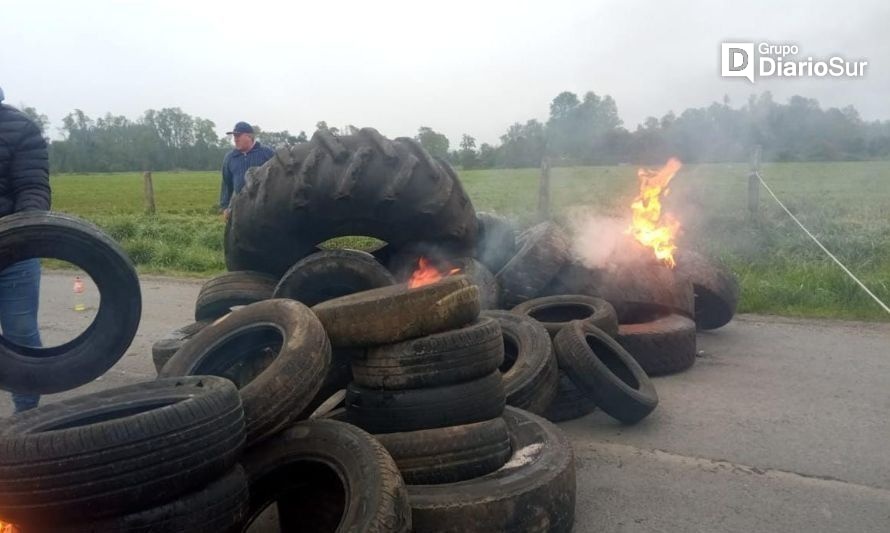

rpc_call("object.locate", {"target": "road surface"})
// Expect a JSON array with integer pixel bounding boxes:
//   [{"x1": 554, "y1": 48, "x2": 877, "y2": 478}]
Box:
[{"x1": 1, "y1": 272, "x2": 888, "y2": 532}]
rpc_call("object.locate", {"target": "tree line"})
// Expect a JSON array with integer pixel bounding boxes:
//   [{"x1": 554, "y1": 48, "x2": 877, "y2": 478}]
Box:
[{"x1": 19, "y1": 90, "x2": 890, "y2": 173}]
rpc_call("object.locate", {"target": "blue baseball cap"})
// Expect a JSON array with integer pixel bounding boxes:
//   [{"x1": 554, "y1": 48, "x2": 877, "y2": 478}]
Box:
[{"x1": 226, "y1": 121, "x2": 254, "y2": 135}]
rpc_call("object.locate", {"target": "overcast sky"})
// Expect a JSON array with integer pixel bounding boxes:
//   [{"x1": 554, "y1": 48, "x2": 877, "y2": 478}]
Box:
[{"x1": 3, "y1": 0, "x2": 887, "y2": 146}]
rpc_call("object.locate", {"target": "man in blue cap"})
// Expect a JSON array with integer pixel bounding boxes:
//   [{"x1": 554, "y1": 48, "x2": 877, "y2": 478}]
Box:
[{"x1": 219, "y1": 121, "x2": 275, "y2": 220}]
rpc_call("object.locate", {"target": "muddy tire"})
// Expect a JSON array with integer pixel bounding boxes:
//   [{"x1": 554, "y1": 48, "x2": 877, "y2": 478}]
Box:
[
  {"x1": 241, "y1": 419, "x2": 411, "y2": 532},
  {"x1": 159, "y1": 299, "x2": 331, "y2": 447},
  {"x1": 312, "y1": 275, "x2": 480, "y2": 348},
  {"x1": 194, "y1": 271, "x2": 278, "y2": 321},
  {"x1": 616, "y1": 306, "x2": 697, "y2": 376},
  {"x1": 496, "y1": 222, "x2": 570, "y2": 308},
  {"x1": 483, "y1": 310, "x2": 558, "y2": 415},
  {"x1": 0, "y1": 377, "x2": 244, "y2": 526},
  {"x1": 351, "y1": 318, "x2": 503, "y2": 390},
  {"x1": 273, "y1": 249, "x2": 395, "y2": 306},
  {"x1": 151, "y1": 321, "x2": 211, "y2": 374},
  {"x1": 346, "y1": 371, "x2": 505, "y2": 434},
  {"x1": 376, "y1": 417, "x2": 511, "y2": 485},
  {"x1": 675, "y1": 250, "x2": 740, "y2": 330},
  {"x1": 50, "y1": 467, "x2": 249, "y2": 533},
  {"x1": 0, "y1": 212, "x2": 142, "y2": 395},
  {"x1": 475, "y1": 212, "x2": 517, "y2": 274},
  {"x1": 225, "y1": 128, "x2": 477, "y2": 277},
  {"x1": 511, "y1": 295, "x2": 618, "y2": 338},
  {"x1": 387, "y1": 254, "x2": 499, "y2": 310},
  {"x1": 543, "y1": 371, "x2": 598, "y2": 422},
  {"x1": 554, "y1": 321, "x2": 658, "y2": 424},
  {"x1": 408, "y1": 407, "x2": 575, "y2": 533}
]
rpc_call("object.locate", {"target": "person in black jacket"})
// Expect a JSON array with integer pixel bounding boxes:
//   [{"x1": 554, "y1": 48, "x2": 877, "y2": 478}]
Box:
[{"x1": 0, "y1": 87, "x2": 52, "y2": 413}]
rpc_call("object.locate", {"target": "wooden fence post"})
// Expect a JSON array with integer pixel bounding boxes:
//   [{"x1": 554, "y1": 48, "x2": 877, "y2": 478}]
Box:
[
  {"x1": 143, "y1": 171, "x2": 156, "y2": 215},
  {"x1": 538, "y1": 156, "x2": 551, "y2": 222},
  {"x1": 748, "y1": 145, "x2": 761, "y2": 222}
]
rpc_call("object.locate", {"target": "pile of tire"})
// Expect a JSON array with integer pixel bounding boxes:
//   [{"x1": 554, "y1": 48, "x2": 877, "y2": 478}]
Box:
[{"x1": 311, "y1": 275, "x2": 577, "y2": 532}]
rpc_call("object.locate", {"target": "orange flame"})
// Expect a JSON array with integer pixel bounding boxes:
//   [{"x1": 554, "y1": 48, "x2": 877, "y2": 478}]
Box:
[
  {"x1": 408, "y1": 257, "x2": 460, "y2": 289},
  {"x1": 0, "y1": 521, "x2": 19, "y2": 533},
  {"x1": 628, "y1": 158, "x2": 682, "y2": 268}
]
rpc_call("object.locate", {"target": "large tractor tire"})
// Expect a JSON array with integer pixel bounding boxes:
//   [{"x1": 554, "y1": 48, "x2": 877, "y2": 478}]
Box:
[{"x1": 225, "y1": 128, "x2": 477, "y2": 277}]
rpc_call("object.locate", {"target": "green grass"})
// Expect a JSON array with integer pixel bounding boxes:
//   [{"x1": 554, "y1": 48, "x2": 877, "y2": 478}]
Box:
[{"x1": 49, "y1": 162, "x2": 890, "y2": 320}]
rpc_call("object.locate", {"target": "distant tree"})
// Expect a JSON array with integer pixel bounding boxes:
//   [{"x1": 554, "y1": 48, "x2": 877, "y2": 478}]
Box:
[
  {"x1": 458, "y1": 134, "x2": 477, "y2": 169},
  {"x1": 18, "y1": 104, "x2": 49, "y2": 138},
  {"x1": 415, "y1": 126, "x2": 450, "y2": 159}
]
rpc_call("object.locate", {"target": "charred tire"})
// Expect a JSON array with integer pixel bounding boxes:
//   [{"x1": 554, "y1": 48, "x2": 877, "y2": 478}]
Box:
[
  {"x1": 675, "y1": 250, "x2": 740, "y2": 330},
  {"x1": 475, "y1": 212, "x2": 517, "y2": 274},
  {"x1": 376, "y1": 417, "x2": 511, "y2": 485},
  {"x1": 346, "y1": 371, "x2": 505, "y2": 434},
  {"x1": 483, "y1": 311, "x2": 558, "y2": 416},
  {"x1": 151, "y1": 321, "x2": 211, "y2": 374},
  {"x1": 352, "y1": 318, "x2": 503, "y2": 390},
  {"x1": 225, "y1": 128, "x2": 477, "y2": 277},
  {"x1": 0, "y1": 377, "x2": 244, "y2": 526},
  {"x1": 617, "y1": 310, "x2": 697, "y2": 376},
  {"x1": 241, "y1": 419, "x2": 411, "y2": 533},
  {"x1": 511, "y1": 295, "x2": 618, "y2": 338},
  {"x1": 273, "y1": 249, "x2": 395, "y2": 306},
  {"x1": 544, "y1": 260, "x2": 695, "y2": 319},
  {"x1": 388, "y1": 253, "x2": 499, "y2": 310},
  {"x1": 312, "y1": 275, "x2": 481, "y2": 348},
  {"x1": 194, "y1": 271, "x2": 278, "y2": 321},
  {"x1": 543, "y1": 371, "x2": 598, "y2": 422},
  {"x1": 159, "y1": 299, "x2": 331, "y2": 447},
  {"x1": 51, "y1": 466, "x2": 249, "y2": 533},
  {"x1": 554, "y1": 321, "x2": 658, "y2": 424},
  {"x1": 452, "y1": 258, "x2": 499, "y2": 309},
  {"x1": 496, "y1": 222, "x2": 570, "y2": 308},
  {"x1": 408, "y1": 407, "x2": 575, "y2": 533},
  {"x1": 0, "y1": 212, "x2": 141, "y2": 395}
]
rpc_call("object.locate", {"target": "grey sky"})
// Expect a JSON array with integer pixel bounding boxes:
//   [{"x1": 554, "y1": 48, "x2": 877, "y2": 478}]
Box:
[{"x1": 3, "y1": 0, "x2": 887, "y2": 146}]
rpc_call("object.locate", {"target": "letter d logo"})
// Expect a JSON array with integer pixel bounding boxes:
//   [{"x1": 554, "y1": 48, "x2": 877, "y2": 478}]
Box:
[{"x1": 721, "y1": 42, "x2": 755, "y2": 83}]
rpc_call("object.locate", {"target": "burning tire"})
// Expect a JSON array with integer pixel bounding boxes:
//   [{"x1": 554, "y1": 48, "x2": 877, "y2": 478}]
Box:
[
  {"x1": 345, "y1": 371, "x2": 505, "y2": 434},
  {"x1": 375, "y1": 417, "x2": 512, "y2": 485},
  {"x1": 388, "y1": 253, "x2": 500, "y2": 310},
  {"x1": 241, "y1": 419, "x2": 411, "y2": 533},
  {"x1": 543, "y1": 371, "x2": 598, "y2": 422},
  {"x1": 475, "y1": 212, "x2": 517, "y2": 274},
  {"x1": 407, "y1": 407, "x2": 575, "y2": 533},
  {"x1": 496, "y1": 221, "x2": 570, "y2": 308},
  {"x1": 273, "y1": 249, "x2": 395, "y2": 306},
  {"x1": 675, "y1": 250, "x2": 740, "y2": 330},
  {"x1": 151, "y1": 320, "x2": 211, "y2": 374},
  {"x1": 194, "y1": 270, "x2": 278, "y2": 321},
  {"x1": 483, "y1": 310, "x2": 558, "y2": 416},
  {"x1": 0, "y1": 212, "x2": 142, "y2": 395},
  {"x1": 159, "y1": 299, "x2": 331, "y2": 447},
  {"x1": 544, "y1": 260, "x2": 695, "y2": 319},
  {"x1": 616, "y1": 305, "x2": 697, "y2": 376},
  {"x1": 50, "y1": 467, "x2": 249, "y2": 533},
  {"x1": 511, "y1": 294, "x2": 618, "y2": 338},
  {"x1": 225, "y1": 128, "x2": 477, "y2": 277},
  {"x1": 351, "y1": 318, "x2": 504, "y2": 390},
  {"x1": 0, "y1": 377, "x2": 244, "y2": 527},
  {"x1": 312, "y1": 275, "x2": 480, "y2": 348},
  {"x1": 554, "y1": 321, "x2": 658, "y2": 424}
]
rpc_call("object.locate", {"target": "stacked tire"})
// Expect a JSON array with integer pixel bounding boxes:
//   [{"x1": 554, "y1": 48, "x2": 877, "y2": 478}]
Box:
[
  {"x1": 313, "y1": 276, "x2": 577, "y2": 532},
  {"x1": 0, "y1": 377, "x2": 249, "y2": 532}
]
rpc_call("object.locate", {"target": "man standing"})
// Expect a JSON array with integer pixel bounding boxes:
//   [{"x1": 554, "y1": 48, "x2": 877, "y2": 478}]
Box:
[
  {"x1": 0, "y1": 87, "x2": 51, "y2": 413},
  {"x1": 219, "y1": 122, "x2": 275, "y2": 220}
]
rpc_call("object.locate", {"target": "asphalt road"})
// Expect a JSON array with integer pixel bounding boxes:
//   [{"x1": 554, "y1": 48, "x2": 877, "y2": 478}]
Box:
[{"x1": 2, "y1": 272, "x2": 888, "y2": 532}]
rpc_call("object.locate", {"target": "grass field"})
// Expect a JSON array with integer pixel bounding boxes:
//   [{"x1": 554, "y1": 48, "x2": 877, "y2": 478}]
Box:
[{"x1": 48, "y1": 161, "x2": 890, "y2": 321}]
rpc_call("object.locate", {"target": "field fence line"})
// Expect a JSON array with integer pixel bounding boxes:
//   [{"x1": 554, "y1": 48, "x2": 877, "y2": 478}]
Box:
[{"x1": 755, "y1": 171, "x2": 890, "y2": 316}]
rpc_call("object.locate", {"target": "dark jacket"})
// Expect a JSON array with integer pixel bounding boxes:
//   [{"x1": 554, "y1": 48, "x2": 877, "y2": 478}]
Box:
[
  {"x1": 0, "y1": 104, "x2": 51, "y2": 216},
  {"x1": 219, "y1": 141, "x2": 276, "y2": 209}
]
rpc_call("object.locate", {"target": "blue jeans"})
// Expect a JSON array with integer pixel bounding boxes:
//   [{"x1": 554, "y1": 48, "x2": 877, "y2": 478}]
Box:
[{"x1": 0, "y1": 259, "x2": 43, "y2": 413}]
